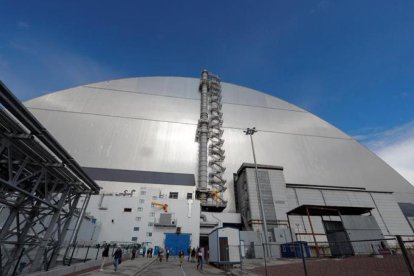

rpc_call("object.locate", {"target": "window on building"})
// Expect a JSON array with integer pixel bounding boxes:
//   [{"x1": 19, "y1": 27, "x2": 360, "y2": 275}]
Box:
[
  {"x1": 137, "y1": 207, "x2": 143, "y2": 212},
  {"x1": 149, "y1": 212, "x2": 155, "y2": 217},
  {"x1": 169, "y1": 192, "x2": 178, "y2": 199},
  {"x1": 136, "y1": 217, "x2": 141, "y2": 221},
  {"x1": 133, "y1": 227, "x2": 140, "y2": 231},
  {"x1": 187, "y1": 193, "x2": 192, "y2": 199},
  {"x1": 152, "y1": 195, "x2": 157, "y2": 200},
  {"x1": 148, "y1": 222, "x2": 154, "y2": 227},
  {"x1": 124, "y1": 208, "x2": 132, "y2": 212},
  {"x1": 131, "y1": 237, "x2": 138, "y2": 242},
  {"x1": 146, "y1": 232, "x2": 152, "y2": 237},
  {"x1": 140, "y1": 191, "x2": 146, "y2": 195},
  {"x1": 139, "y1": 199, "x2": 145, "y2": 204}
]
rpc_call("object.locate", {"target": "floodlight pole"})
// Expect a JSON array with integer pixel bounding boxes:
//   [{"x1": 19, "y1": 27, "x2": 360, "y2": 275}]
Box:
[{"x1": 244, "y1": 127, "x2": 270, "y2": 259}]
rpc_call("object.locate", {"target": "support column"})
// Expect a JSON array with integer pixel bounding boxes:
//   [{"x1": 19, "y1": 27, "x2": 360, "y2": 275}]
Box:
[
  {"x1": 30, "y1": 187, "x2": 71, "y2": 272},
  {"x1": 48, "y1": 193, "x2": 81, "y2": 268},
  {"x1": 306, "y1": 207, "x2": 320, "y2": 257}
]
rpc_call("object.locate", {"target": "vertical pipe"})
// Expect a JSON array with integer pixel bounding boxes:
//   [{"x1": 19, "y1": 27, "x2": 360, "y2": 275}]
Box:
[
  {"x1": 306, "y1": 207, "x2": 320, "y2": 257},
  {"x1": 198, "y1": 70, "x2": 209, "y2": 189},
  {"x1": 250, "y1": 134, "x2": 269, "y2": 258},
  {"x1": 197, "y1": 70, "x2": 209, "y2": 202}
]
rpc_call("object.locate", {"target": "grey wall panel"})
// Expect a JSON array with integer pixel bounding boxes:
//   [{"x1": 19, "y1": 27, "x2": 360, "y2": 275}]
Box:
[
  {"x1": 82, "y1": 167, "x2": 195, "y2": 186},
  {"x1": 370, "y1": 193, "x2": 413, "y2": 235}
]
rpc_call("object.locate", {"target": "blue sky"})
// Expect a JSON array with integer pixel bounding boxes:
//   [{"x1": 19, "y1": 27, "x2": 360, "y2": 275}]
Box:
[{"x1": 1, "y1": 1, "x2": 413, "y2": 184}]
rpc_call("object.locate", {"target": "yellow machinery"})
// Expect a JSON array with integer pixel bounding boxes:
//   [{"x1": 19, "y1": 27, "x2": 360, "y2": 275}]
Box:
[{"x1": 151, "y1": 202, "x2": 168, "y2": 212}]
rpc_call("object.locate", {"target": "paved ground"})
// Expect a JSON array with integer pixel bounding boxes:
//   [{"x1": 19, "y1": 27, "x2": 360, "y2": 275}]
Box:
[
  {"x1": 81, "y1": 257, "x2": 226, "y2": 276},
  {"x1": 79, "y1": 257, "x2": 155, "y2": 275},
  {"x1": 250, "y1": 255, "x2": 413, "y2": 276}
]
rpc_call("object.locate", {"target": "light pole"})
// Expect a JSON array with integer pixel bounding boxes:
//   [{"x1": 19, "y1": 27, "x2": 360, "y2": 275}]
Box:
[{"x1": 244, "y1": 127, "x2": 270, "y2": 259}]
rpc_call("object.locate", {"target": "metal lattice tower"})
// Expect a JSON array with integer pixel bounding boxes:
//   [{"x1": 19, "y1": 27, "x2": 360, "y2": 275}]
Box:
[
  {"x1": 0, "y1": 81, "x2": 99, "y2": 275},
  {"x1": 196, "y1": 70, "x2": 227, "y2": 212}
]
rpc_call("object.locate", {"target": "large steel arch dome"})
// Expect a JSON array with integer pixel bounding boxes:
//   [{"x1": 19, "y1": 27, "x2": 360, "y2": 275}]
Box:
[{"x1": 25, "y1": 76, "x2": 414, "y2": 211}]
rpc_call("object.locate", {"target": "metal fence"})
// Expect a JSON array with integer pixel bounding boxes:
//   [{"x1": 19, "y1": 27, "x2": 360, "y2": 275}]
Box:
[{"x1": 229, "y1": 235, "x2": 414, "y2": 276}]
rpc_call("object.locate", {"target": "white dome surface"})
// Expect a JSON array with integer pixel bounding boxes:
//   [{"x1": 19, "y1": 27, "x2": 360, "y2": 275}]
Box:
[{"x1": 25, "y1": 77, "x2": 414, "y2": 211}]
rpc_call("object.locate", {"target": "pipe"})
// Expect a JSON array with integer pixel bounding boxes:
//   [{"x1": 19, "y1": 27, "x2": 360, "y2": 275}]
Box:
[{"x1": 198, "y1": 70, "x2": 209, "y2": 192}]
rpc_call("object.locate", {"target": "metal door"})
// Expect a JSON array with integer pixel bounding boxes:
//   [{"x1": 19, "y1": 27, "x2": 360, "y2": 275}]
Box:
[
  {"x1": 323, "y1": 221, "x2": 353, "y2": 256},
  {"x1": 164, "y1": 233, "x2": 191, "y2": 256},
  {"x1": 219, "y1": 237, "x2": 229, "y2": 262}
]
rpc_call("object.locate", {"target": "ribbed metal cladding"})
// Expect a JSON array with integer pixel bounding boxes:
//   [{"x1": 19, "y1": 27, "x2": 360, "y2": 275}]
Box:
[{"x1": 257, "y1": 170, "x2": 277, "y2": 221}]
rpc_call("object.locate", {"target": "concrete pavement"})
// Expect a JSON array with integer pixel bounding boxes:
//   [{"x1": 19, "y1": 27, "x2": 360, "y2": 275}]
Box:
[
  {"x1": 81, "y1": 256, "x2": 227, "y2": 276},
  {"x1": 79, "y1": 256, "x2": 156, "y2": 275},
  {"x1": 139, "y1": 257, "x2": 226, "y2": 276}
]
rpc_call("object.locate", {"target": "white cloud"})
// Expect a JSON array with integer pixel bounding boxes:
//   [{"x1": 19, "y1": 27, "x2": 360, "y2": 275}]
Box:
[{"x1": 361, "y1": 121, "x2": 414, "y2": 186}]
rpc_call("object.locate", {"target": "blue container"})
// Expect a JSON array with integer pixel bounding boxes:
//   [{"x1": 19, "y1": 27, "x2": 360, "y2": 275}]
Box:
[{"x1": 281, "y1": 241, "x2": 310, "y2": 258}]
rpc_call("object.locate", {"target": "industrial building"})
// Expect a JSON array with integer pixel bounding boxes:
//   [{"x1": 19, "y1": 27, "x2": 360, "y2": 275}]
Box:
[{"x1": 23, "y1": 71, "x2": 414, "y2": 257}]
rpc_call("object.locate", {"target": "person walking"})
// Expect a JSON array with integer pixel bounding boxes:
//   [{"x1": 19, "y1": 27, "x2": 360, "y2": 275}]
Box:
[
  {"x1": 196, "y1": 248, "x2": 203, "y2": 271},
  {"x1": 113, "y1": 246, "x2": 123, "y2": 272},
  {"x1": 131, "y1": 246, "x2": 137, "y2": 260},
  {"x1": 146, "y1": 248, "x2": 150, "y2": 258},
  {"x1": 158, "y1": 247, "x2": 164, "y2": 262},
  {"x1": 191, "y1": 248, "x2": 196, "y2": 263},
  {"x1": 187, "y1": 246, "x2": 191, "y2": 262},
  {"x1": 178, "y1": 249, "x2": 185, "y2": 267},
  {"x1": 166, "y1": 248, "x2": 170, "y2": 262},
  {"x1": 100, "y1": 242, "x2": 110, "y2": 271}
]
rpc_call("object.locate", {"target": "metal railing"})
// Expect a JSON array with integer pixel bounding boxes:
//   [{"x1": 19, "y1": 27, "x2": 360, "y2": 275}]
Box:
[
  {"x1": 226, "y1": 235, "x2": 414, "y2": 276},
  {"x1": 0, "y1": 242, "x2": 137, "y2": 276}
]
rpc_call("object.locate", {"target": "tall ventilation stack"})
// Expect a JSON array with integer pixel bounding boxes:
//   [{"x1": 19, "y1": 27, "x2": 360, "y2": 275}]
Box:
[{"x1": 196, "y1": 70, "x2": 227, "y2": 212}]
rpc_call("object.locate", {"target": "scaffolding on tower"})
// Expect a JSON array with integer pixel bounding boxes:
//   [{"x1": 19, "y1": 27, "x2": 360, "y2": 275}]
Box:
[{"x1": 196, "y1": 70, "x2": 227, "y2": 212}]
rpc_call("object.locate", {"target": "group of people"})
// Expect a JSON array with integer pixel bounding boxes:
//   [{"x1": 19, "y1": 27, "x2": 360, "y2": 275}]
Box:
[
  {"x1": 187, "y1": 247, "x2": 204, "y2": 270},
  {"x1": 99, "y1": 242, "x2": 205, "y2": 272},
  {"x1": 100, "y1": 242, "x2": 123, "y2": 272},
  {"x1": 157, "y1": 247, "x2": 171, "y2": 262}
]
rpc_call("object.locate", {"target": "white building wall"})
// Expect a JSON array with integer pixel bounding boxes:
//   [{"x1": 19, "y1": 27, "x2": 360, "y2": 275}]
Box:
[
  {"x1": 86, "y1": 185, "x2": 200, "y2": 248},
  {"x1": 151, "y1": 198, "x2": 201, "y2": 250}
]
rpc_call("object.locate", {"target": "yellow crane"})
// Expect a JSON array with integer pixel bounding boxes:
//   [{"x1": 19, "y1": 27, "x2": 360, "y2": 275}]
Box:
[
  {"x1": 151, "y1": 202, "x2": 168, "y2": 212},
  {"x1": 209, "y1": 190, "x2": 223, "y2": 205}
]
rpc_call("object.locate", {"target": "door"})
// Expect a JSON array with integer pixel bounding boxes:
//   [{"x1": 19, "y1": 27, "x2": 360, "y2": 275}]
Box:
[
  {"x1": 323, "y1": 221, "x2": 353, "y2": 256},
  {"x1": 164, "y1": 233, "x2": 191, "y2": 256},
  {"x1": 219, "y1": 237, "x2": 229, "y2": 262}
]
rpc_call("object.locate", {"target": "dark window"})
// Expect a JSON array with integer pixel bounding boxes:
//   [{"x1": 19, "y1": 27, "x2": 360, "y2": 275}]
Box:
[
  {"x1": 124, "y1": 208, "x2": 132, "y2": 212},
  {"x1": 187, "y1": 193, "x2": 192, "y2": 199},
  {"x1": 133, "y1": 227, "x2": 139, "y2": 231},
  {"x1": 169, "y1": 192, "x2": 178, "y2": 199},
  {"x1": 131, "y1": 237, "x2": 138, "y2": 242}
]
